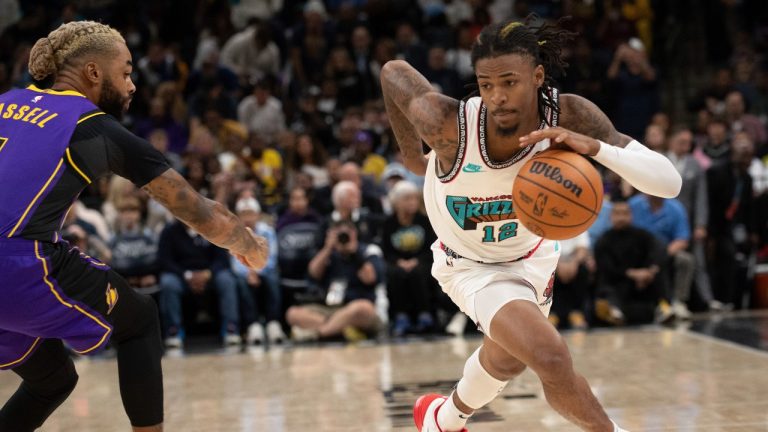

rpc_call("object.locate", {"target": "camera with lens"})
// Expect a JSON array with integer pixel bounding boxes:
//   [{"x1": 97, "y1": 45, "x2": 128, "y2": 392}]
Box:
[{"x1": 337, "y1": 231, "x2": 351, "y2": 245}]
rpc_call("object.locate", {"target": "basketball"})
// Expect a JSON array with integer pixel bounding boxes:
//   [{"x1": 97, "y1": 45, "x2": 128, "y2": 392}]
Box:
[{"x1": 512, "y1": 149, "x2": 603, "y2": 240}]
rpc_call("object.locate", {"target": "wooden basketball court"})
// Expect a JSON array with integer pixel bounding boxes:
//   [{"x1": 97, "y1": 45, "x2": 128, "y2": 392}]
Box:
[{"x1": 3, "y1": 311, "x2": 768, "y2": 431}]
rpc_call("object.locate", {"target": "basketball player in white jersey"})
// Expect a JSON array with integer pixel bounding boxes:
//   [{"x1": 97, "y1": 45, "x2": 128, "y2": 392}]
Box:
[{"x1": 381, "y1": 16, "x2": 682, "y2": 432}]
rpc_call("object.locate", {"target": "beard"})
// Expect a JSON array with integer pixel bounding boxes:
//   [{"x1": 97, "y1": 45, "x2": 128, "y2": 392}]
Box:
[
  {"x1": 98, "y1": 77, "x2": 130, "y2": 119},
  {"x1": 496, "y1": 124, "x2": 519, "y2": 137}
]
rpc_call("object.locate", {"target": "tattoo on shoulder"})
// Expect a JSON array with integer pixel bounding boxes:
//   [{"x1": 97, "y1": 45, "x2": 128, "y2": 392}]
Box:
[
  {"x1": 560, "y1": 94, "x2": 628, "y2": 146},
  {"x1": 417, "y1": 95, "x2": 459, "y2": 153}
]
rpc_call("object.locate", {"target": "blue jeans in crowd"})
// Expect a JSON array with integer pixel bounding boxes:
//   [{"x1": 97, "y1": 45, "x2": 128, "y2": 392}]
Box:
[
  {"x1": 236, "y1": 271, "x2": 282, "y2": 324},
  {"x1": 159, "y1": 270, "x2": 240, "y2": 337}
]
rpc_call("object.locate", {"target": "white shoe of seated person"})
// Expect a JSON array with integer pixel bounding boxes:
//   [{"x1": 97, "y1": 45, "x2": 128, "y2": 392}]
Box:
[
  {"x1": 247, "y1": 323, "x2": 265, "y2": 345},
  {"x1": 445, "y1": 312, "x2": 467, "y2": 337},
  {"x1": 672, "y1": 301, "x2": 692, "y2": 320},
  {"x1": 164, "y1": 336, "x2": 183, "y2": 350},
  {"x1": 291, "y1": 326, "x2": 319, "y2": 342},
  {"x1": 266, "y1": 321, "x2": 286, "y2": 344},
  {"x1": 224, "y1": 332, "x2": 242, "y2": 347}
]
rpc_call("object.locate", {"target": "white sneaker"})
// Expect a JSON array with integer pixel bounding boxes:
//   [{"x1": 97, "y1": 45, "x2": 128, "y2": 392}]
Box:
[
  {"x1": 708, "y1": 300, "x2": 733, "y2": 312},
  {"x1": 445, "y1": 312, "x2": 467, "y2": 336},
  {"x1": 291, "y1": 326, "x2": 319, "y2": 342},
  {"x1": 266, "y1": 321, "x2": 286, "y2": 344},
  {"x1": 672, "y1": 301, "x2": 692, "y2": 320},
  {"x1": 224, "y1": 332, "x2": 242, "y2": 347},
  {"x1": 164, "y1": 336, "x2": 183, "y2": 350},
  {"x1": 246, "y1": 323, "x2": 265, "y2": 345}
]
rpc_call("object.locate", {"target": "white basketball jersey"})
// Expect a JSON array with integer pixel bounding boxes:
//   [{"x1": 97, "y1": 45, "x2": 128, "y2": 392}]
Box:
[{"x1": 423, "y1": 90, "x2": 559, "y2": 262}]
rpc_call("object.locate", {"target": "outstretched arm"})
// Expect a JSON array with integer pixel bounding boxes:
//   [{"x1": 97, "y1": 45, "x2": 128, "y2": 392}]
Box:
[
  {"x1": 520, "y1": 93, "x2": 681, "y2": 198},
  {"x1": 142, "y1": 168, "x2": 268, "y2": 269},
  {"x1": 380, "y1": 60, "x2": 459, "y2": 174}
]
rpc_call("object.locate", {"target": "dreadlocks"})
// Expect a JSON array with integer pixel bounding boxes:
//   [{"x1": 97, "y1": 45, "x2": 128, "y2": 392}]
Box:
[{"x1": 468, "y1": 14, "x2": 576, "y2": 125}]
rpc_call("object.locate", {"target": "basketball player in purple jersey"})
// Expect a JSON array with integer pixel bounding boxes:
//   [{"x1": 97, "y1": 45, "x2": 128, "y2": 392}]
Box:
[
  {"x1": 381, "y1": 16, "x2": 682, "y2": 432},
  {"x1": 0, "y1": 22, "x2": 267, "y2": 431}
]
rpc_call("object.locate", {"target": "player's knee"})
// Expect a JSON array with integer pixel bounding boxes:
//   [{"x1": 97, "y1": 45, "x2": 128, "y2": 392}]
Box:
[
  {"x1": 529, "y1": 340, "x2": 573, "y2": 383},
  {"x1": 489, "y1": 357, "x2": 527, "y2": 380},
  {"x1": 34, "y1": 359, "x2": 78, "y2": 399},
  {"x1": 480, "y1": 346, "x2": 526, "y2": 380}
]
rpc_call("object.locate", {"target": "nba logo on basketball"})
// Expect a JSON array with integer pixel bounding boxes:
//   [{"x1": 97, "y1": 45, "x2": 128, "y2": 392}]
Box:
[{"x1": 533, "y1": 193, "x2": 548, "y2": 216}]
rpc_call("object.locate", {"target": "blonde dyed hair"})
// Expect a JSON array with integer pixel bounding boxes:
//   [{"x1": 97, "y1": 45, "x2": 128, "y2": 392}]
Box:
[{"x1": 28, "y1": 21, "x2": 125, "y2": 81}]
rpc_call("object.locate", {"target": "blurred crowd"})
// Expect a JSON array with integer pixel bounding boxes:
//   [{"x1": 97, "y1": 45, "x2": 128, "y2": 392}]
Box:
[{"x1": 1, "y1": 0, "x2": 767, "y2": 347}]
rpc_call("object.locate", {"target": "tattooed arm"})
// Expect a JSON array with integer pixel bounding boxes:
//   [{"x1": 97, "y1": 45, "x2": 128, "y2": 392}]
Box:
[
  {"x1": 142, "y1": 169, "x2": 268, "y2": 269},
  {"x1": 519, "y1": 93, "x2": 681, "y2": 198},
  {"x1": 557, "y1": 94, "x2": 634, "y2": 149},
  {"x1": 380, "y1": 60, "x2": 460, "y2": 174}
]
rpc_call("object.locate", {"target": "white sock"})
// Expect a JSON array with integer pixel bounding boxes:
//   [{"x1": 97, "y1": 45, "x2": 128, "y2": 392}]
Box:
[
  {"x1": 437, "y1": 348, "x2": 509, "y2": 430},
  {"x1": 436, "y1": 393, "x2": 470, "y2": 431},
  {"x1": 455, "y1": 347, "x2": 508, "y2": 408}
]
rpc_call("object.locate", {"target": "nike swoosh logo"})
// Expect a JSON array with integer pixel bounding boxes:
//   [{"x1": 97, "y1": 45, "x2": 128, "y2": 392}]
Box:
[{"x1": 462, "y1": 163, "x2": 483, "y2": 173}]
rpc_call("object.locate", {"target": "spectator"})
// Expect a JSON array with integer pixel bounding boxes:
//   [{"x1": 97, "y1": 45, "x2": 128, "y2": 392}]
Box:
[
  {"x1": 324, "y1": 46, "x2": 367, "y2": 110},
  {"x1": 381, "y1": 181, "x2": 437, "y2": 336},
  {"x1": 220, "y1": 23, "x2": 281, "y2": 86},
  {"x1": 322, "y1": 180, "x2": 382, "y2": 245},
  {"x1": 394, "y1": 21, "x2": 428, "y2": 73},
  {"x1": 667, "y1": 127, "x2": 725, "y2": 311},
  {"x1": 287, "y1": 220, "x2": 384, "y2": 342},
  {"x1": 693, "y1": 117, "x2": 731, "y2": 170},
  {"x1": 337, "y1": 161, "x2": 384, "y2": 216},
  {"x1": 644, "y1": 123, "x2": 666, "y2": 153},
  {"x1": 725, "y1": 90, "x2": 767, "y2": 150},
  {"x1": 549, "y1": 231, "x2": 593, "y2": 330},
  {"x1": 108, "y1": 197, "x2": 159, "y2": 296},
  {"x1": 186, "y1": 48, "x2": 238, "y2": 99},
  {"x1": 288, "y1": 0, "x2": 335, "y2": 92},
  {"x1": 276, "y1": 187, "x2": 323, "y2": 308},
  {"x1": 629, "y1": 193, "x2": 694, "y2": 319},
  {"x1": 133, "y1": 97, "x2": 189, "y2": 155},
  {"x1": 606, "y1": 38, "x2": 659, "y2": 139},
  {"x1": 247, "y1": 133, "x2": 284, "y2": 210},
  {"x1": 424, "y1": 46, "x2": 463, "y2": 98},
  {"x1": 349, "y1": 25, "x2": 377, "y2": 99},
  {"x1": 231, "y1": 197, "x2": 285, "y2": 345},
  {"x1": 445, "y1": 21, "x2": 475, "y2": 84},
  {"x1": 158, "y1": 221, "x2": 242, "y2": 348},
  {"x1": 594, "y1": 198, "x2": 671, "y2": 325},
  {"x1": 237, "y1": 78, "x2": 286, "y2": 143},
  {"x1": 707, "y1": 134, "x2": 758, "y2": 308},
  {"x1": 285, "y1": 132, "x2": 329, "y2": 189}
]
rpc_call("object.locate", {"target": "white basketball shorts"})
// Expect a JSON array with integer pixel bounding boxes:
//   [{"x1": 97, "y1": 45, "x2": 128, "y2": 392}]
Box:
[{"x1": 431, "y1": 238, "x2": 560, "y2": 337}]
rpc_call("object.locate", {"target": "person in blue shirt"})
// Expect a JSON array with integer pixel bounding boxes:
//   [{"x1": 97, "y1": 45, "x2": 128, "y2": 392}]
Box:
[
  {"x1": 231, "y1": 197, "x2": 285, "y2": 345},
  {"x1": 629, "y1": 193, "x2": 694, "y2": 319}
]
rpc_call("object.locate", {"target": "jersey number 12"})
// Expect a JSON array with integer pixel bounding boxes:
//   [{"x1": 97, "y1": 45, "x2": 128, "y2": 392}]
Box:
[{"x1": 482, "y1": 222, "x2": 518, "y2": 243}]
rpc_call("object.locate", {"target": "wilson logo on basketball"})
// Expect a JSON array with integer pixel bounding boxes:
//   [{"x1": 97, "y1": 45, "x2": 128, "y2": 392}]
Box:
[{"x1": 528, "y1": 161, "x2": 583, "y2": 198}]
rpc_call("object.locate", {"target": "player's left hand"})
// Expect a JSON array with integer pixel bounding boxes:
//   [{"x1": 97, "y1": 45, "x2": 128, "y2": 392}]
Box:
[{"x1": 519, "y1": 127, "x2": 601, "y2": 156}]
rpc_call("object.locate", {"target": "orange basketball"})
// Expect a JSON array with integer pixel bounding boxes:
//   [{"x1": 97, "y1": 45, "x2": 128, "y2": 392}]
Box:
[{"x1": 512, "y1": 149, "x2": 603, "y2": 240}]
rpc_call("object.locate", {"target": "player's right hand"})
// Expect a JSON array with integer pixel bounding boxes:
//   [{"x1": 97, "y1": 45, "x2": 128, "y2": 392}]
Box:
[{"x1": 232, "y1": 227, "x2": 268, "y2": 270}]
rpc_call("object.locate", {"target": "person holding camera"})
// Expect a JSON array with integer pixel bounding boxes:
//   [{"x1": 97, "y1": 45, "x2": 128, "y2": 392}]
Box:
[{"x1": 286, "y1": 220, "x2": 384, "y2": 342}]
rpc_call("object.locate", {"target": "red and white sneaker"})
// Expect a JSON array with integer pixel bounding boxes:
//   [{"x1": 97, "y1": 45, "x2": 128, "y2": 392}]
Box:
[{"x1": 413, "y1": 394, "x2": 468, "y2": 432}]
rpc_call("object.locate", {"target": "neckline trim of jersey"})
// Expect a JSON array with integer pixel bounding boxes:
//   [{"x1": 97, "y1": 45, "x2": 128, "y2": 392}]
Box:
[
  {"x1": 477, "y1": 102, "x2": 540, "y2": 169},
  {"x1": 27, "y1": 84, "x2": 86, "y2": 98}
]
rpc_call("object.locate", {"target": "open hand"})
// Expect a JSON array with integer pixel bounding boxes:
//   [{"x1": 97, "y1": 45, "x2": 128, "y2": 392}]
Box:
[
  {"x1": 232, "y1": 227, "x2": 268, "y2": 270},
  {"x1": 519, "y1": 127, "x2": 601, "y2": 156}
]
